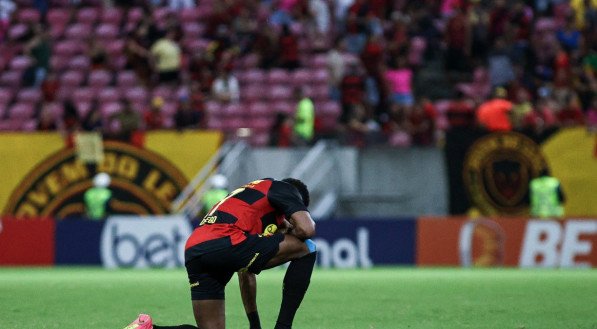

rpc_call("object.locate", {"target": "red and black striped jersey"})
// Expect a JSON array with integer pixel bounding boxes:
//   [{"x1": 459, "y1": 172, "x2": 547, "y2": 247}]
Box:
[{"x1": 184, "y1": 178, "x2": 308, "y2": 255}]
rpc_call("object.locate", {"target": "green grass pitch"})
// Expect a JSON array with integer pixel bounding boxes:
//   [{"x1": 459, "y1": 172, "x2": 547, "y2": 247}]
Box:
[{"x1": 0, "y1": 267, "x2": 596, "y2": 329}]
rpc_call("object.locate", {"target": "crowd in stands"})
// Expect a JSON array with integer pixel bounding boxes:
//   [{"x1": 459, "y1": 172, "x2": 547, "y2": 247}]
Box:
[{"x1": 0, "y1": 0, "x2": 596, "y2": 147}]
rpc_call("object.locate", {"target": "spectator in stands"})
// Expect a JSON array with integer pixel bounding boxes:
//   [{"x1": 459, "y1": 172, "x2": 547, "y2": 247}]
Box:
[
  {"x1": 476, "y1": 87, "x2": 514, "y2": 132},
  {"x1": 339, "y1": 102, "x2": 382, "y2": 148},
  {"x1": 81, "y1": 100, "x2": 103, "y2": 132},
  {"x1": 384, "y1": 103, "x2": 412, "y2": 147},
  {"x1": 385, "y1": 56, "x2": 414, "y2": 107},
  {"x1": 308, "y1": 0, "x2": 331, "y2": 50},
  {"x1": 293, "y1": 88, "x2": 315, "y2": 146},
  {"x1": 444, "y1": 4, "x2": 470, "y2": 75},
  {"x1": 408, "y1": 98, "x2": 436, "y2": 146},
  {"x1": 586, "y1": 96, "x2": 597, "y2": 131},
  {"x1": 87, "y1": 38, "x2": 108, "y2": 71},
  {"x1": 175, "y1": 94, "x2": 202, "y2": 130},
  {"x1": 150, "y1": 29, "x2": 182, "y2": 84},
  {"x1": 144, "y1": 96, "x2": 165, "y2": 130},
  {"x1": 340, "y1": 61, "x2": 365, "y2": 118},
  {"x1": 487, "y1": 37, "x2": 515, "y2": 88},
  {"x1": 37, "y1": 102, "x2": 58, "y2": 131},
  {"x1": 327, "y1": 38, "x2": 348, "y2": 101},
  {"x1": 0, "y1": 0, "x2": 15, "y2": 42},
  {"x1": 253, "y1": 28, "x2": 279, "y2": 70},
  {"x1": 62, "y1": 99, "x2": 80, "y2": 133},
  {"x1": 211, "y1": 69, "x2": 240, "y2": 103},
  {"x1": 446, "y1": 91, "x2": 477, "y2": 130},
  {"x1": 125, "y1": 30, "x2": 151, "y2": 86},
  {"x1": 168, "y1": 0, "x2": 196, "y2": 11},
  {"x1": 41, "y1": 70, "x2": 59, "y2": 102},
  {"x1": 278, "y1": 24, "x2": 301, "y2": 70},
  {"x1": 108, "y1": 99, "x2": 141, "y2": 142},
  {"x1": 269, "y1": 112, "x2": 294, "y2": 147},
  {"x1": 557, "y1": 93, "x2": 585, "y2": 126},
  {"x1": 22, "y1": 23, "x2": 51, "y2": 87}
]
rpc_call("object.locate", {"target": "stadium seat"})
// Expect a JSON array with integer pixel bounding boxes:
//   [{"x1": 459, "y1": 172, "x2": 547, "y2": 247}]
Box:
[
  {"x1": 206, "y1": 117, "x2": 225, "y2": 130},
  {"x1": 73, "y1": 88, "x2": 96, "y2": 103},
  {"x1": 248, "y1": 117, "x2": 274, "y2": 130},
  {"x1": 180, "y1": 7, "x2": 200, "y2": 22},
  {"x1": 221, "y1": 103, "x2": 246, "y2": 117},
  {"x1": 60, "y1": 70, "x2": 86, "y2": 88},
  {"x1": 116, "y1": 71, "x2": 138, "y2": 87},
  {"x1": 309, "y1": 54, "x2": 328, "y2": 68},
  {"x1": 318, "y1": 101, "x2": 341, "y2": 117},
  {"x1": 205, "y1": 101, "x2": 222, "y2": 117},
  {"x1": 250, "y1": 132, "x2": 270, "y2": 146},
  {"x1": 0, "y1": 70, "x2": 22, "y2": 89},
  {"x1": 65, "y1": 24, "x2": 93, "y2": 40},
  {"x1": 16, "y1": 8, "x2": 41, "y2": 24},
  {"x1": 100, "y1": 102, "x2": 122, "y2": 119},
  {"x1": 268, "y1": 85, "x2": 294, "y2": 101},
  {"x1": 9, "y1": 56, "x2": 32, "y2": 72},
  {"x1": 96, "y1": 23, "x2": 120, "y2": 41},
  {"x1": 8, "y1": 103, "x2": 35, "y2": 120},
  {"x1": 161, "y1": 103, "x2": 178, "y2": 116},
  {"x1": 291, "y1": 69, "x2": 311, "y2": 85},
  {"x1": 248, "y1": 102, "x2": 271, "y2": 117},
  {"x1": 267, "y1": 69, "x2": 291, "y2": 85},
  {"x1": 54, "y1": 40, "x2": 83, "y2": 58},
  {"x1": 88, "y1": 70, "x2": 113, "y2": 87},
  {"x1": 0, "y1": 88, "x2": 14, "y2": 106},
  {"x1": 124, "y1": 86, "x2": 148, "y2": 104},
  {"x1": 104, "y1": 40, "x2": 125, "y2": 57},
  {"x1": 240, "y1": 84, "x2": 266, "y2": 103},
  {"x1": 17, "y1": 88, "x2": 42, "y2": 104},
  {"x1": 21, "y1": 119, "x2": 38, "y2": 131},
  {"x1": 100, "y1": 7, "x2": 123, "y2": 25},
  {"x1": 182, "y1": 22, "x2": 205, "y2": 39},
  {"x1": 270, "y1": 100, "x2": 296, "y2": 115},
  {"x1": 68, "y1": 55, "x2": 91, "y2": 71},
  {"x1": 77, "y1": 7, "x2": 99, "y2": 25},
  {"x1": 97, "y1": 88, "x2": 121, "y2": 103},
  {"x1": 238, "y1": 69, "x2": 266, "y2": 85},
  {"x1": 152, "y1": 86, "x2": 175, "y2": 101},
  {"x1": 47, "y1": 8, "x2": 70, "y2": 26},
  {"x1": 7, "y1": 24, "x2": 28, "y2": 40}
]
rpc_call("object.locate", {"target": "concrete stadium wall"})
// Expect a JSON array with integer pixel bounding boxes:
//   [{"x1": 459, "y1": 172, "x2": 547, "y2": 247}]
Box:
[{"x1": 229, "y1": 146, "x2": 448, "y2": 217}]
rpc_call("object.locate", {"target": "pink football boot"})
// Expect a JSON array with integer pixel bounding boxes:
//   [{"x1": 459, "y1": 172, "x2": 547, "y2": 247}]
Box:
[{"x1": 123, "y1": 314, "x2": 153, "y2": 329}]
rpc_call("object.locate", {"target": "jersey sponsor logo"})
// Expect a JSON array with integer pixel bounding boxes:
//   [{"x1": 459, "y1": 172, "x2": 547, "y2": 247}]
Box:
[
  {"x1": 262, "y1": 224, "x2": 278, "y2": 236},
  {"x1": 4, "y1": 142, "x2": 188, "y2": 218},
  {"x1": 463, "y1": 132, "x2": 548, "y2": 215},
  {"x1": 100, "y1": 215, "x2": 192, "y2": 269}
]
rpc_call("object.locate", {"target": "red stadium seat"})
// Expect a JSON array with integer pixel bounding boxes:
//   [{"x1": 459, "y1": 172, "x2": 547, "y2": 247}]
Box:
[
  {"x1": 9, "y1": 56, "x2": 33, "y2": 71},
  {"x1": 124, "y1": 86, "x2": 148, "y2": 104},
  {"x1": 267, "y1": 69, "x2": 290, "y2": 85},
  {"x1": 116, "y1": 71, "x2": 138, "y2": 87},
  {"x1": 8, "y1": 103, "x2": 35, "y2": 120},
  {"x1": 77, "y1": 7, "x2": 99, "y2": 25},
  {"x1": 54, "y1": 40, "x2": 84, "y2": 57},
  {"x1": 100, "y1": 102, "x2": 123, "y2": 119},
  {"x1": 268, "y1": 85, "x2": 293, "y2": 101},
  {"x1": 0, "y1": 70, "x2": 22, "y2": 89},
  {"x1": 88, "y1": 70, "x2": 113, "y2": 87},
  {"x1": 182, "y1": 22, "x2": 205, "y2": 39},
  {"x1": 68, "y1": 56, "x2": 91, "y2": 71},
  {"x1": 291, "y1": 69, "x2": 311, "y2": 85},
  {"x1": 0, "y1": 88, "x2": 14, "y2": 106},
  {"x1": 248, "y1": 102, "x2": 271, "y2": 117},
  {"x1": 22, "y1": 119, "x2": 39, "y2": 131},
  {"x1": 73, "y1": 88, "x2": 96, "y2": 103},
  {"x1": 205, "y1": 101, "x2": 222, "y2": 117},
  {"x1": 318, "y1": 101, "x2": 341, "y2": 117},
  {"x1": 248, "y1": 117, "x2": 274, "y2": 130},
  {"x1": 152, "y1": 86, "x2": 175, "y2": 101},
  {"x1": 270, "y1": 100, "x2": 296, "y2": 116},
  {"x1": 7, "y1": 24, "x2": 28, "y2": 40},
  {"x1": 17, "y1": 88, "x2": 42, "y2": 104},
  {"x1": 96, "y1": 23, "x2": 120, "y2": 41},
  {"x1": 47, "y1": 8, "x2": 70, "y2": 26},
  {"x1": 98, "y1": 88, "x2": 121, "y2": 103},
  {"x1": 250, "y1": 132, "x2": 270, "y2": 146},
  {"x1": 64, "y1": 24, "x2": 93, "y2": 41},
  {"x1": 16, "y1": 8, "x2": 41, "y2": 24},
  {"x1": 240, "y1": 84, "x2": 266, "y2": 103},
  {"x1": 100, "y1": 7, "x2": 123, "y2": 25},
  {"x1": 161, "y1": 103, "x2": 178, "y2": 116},
  {"x1": 221, "y1": 103, "x2": 245, "y2": 117},
  {"x1": 60, "y1": 70, "x2": 86, "y2": 88},
  {"x1": 104, "y1": 40, "x2": 125, "y2": 57},
  {"x1": 180, "y1": 7, "x2": 200, "y2": 22}
]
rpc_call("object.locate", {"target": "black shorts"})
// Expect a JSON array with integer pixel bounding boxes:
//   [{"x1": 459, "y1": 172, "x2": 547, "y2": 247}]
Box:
[{"x1": 185, "y1": 234, "x2": 285, "y2": 300}]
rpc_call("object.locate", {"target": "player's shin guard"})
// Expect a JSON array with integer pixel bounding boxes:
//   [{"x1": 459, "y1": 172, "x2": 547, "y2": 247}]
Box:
[{"x1": 275, "y1": 249, "x2": 317, "y2": 329}]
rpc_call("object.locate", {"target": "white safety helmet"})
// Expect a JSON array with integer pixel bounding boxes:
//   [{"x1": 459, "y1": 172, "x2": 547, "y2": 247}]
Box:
[
  {"x1": 210, "y1": 174, "x2": 228, "y2": 189},
  {"x1": 93, "y1": 173, "x2": 111, "y2": 188}
]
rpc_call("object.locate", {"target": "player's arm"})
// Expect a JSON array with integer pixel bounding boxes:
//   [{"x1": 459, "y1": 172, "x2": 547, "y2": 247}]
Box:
[
  {"x1": 238, "y1": 271, "x2": 261, "y2": 329},
  {"x1": 287, "y1": 210, "x2": 315, "y2": 240}
]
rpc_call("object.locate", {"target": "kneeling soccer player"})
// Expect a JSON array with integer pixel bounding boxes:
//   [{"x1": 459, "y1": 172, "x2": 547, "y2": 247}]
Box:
[{"x1": 124, "y1": 178, "x2": 317, "y2": 329}]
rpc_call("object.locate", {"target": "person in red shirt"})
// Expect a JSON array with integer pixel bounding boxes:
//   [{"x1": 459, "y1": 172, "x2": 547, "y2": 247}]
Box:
[
  {"x1": 124, "y1": 178, "x2": 317, "y2": 329},
  {"x1": 278, "y1": 24, "x2": 300, "y2": 70},
  {"x1": 476, "y1": 87, "x2": 514, "y2": 131},
  {"x1": 144, "y1": 96, "x2": 165, "y2": 130}
]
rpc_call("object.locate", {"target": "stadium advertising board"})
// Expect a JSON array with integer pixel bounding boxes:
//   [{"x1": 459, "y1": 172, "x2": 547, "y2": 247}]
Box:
[
  {"x1": 100, "y1": 215, "x2": 193, "y2": 269},
  {"x1": 0, "y1": 131, "x2": 222, "y2": 218},
  {"x1": 417, "y1": 218, "x2": 597, "y2": 268},
  {"x1": 55, "y1": 218, "x2": 104, "y2": 265},
  {"x1": 313, "y1": 219, "x2": 416, "y2": 268},
  {"x1": 0, "y1": 217, "x2": 55, "y2": 265}
]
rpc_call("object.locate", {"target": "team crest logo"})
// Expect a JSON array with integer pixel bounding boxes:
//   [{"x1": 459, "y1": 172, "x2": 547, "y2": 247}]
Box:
[
  {"x1": 463, "y1": 133, "x2": 548, "y2": 215},
  {"x1": 4, "y1": 142, "x2": 188, "y2": 218}
]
